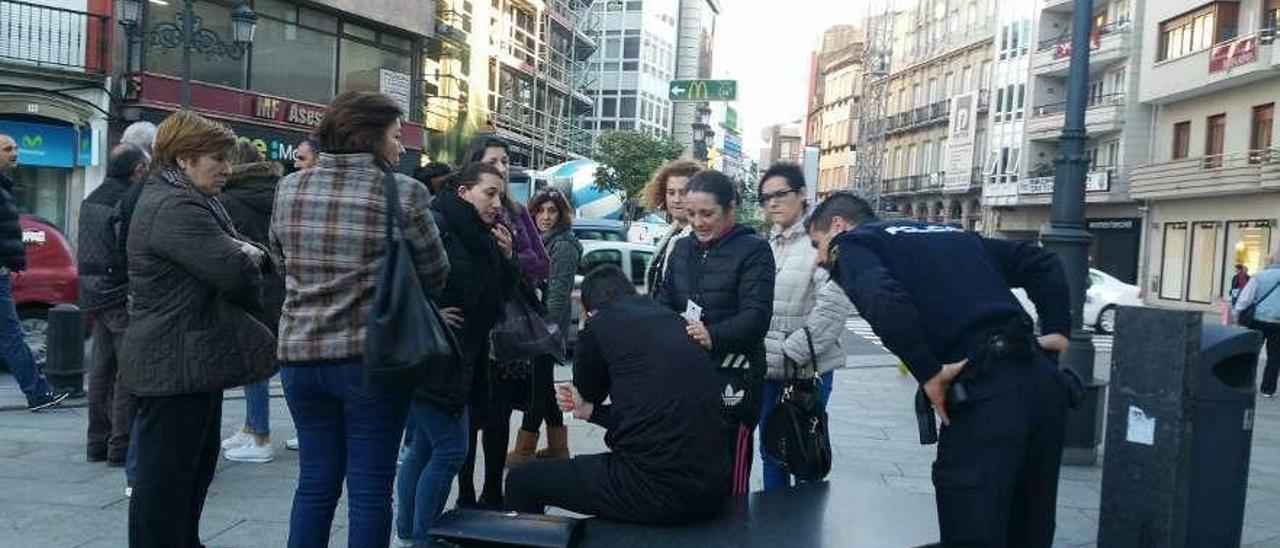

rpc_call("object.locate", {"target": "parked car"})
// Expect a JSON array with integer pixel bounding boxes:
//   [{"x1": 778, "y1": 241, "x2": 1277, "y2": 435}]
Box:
[
  {"x1": 565, "y1": 240, "x2": 657, "y2": 353},
  {"x1": 10, "y1": 215, "x2": 78, "y2": 366},
  {"x1": 1012, "y1": 268, "x2": 1141, "y2": 334},
  {"x1": 571, "y1": 219, "x2": 628, "y2": 243}
]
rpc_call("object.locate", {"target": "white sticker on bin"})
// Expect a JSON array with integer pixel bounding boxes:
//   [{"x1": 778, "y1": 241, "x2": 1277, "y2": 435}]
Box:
[{"x1": 1126, "y1": 405, "x2": 1155, "y2": 446}]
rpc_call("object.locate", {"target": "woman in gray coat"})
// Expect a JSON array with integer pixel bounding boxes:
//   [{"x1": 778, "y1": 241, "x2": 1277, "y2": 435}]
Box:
[
  {"x1": 121, "y1": 111, "x2": 276, "y2": 547},
  {"x1": 507, "y1": 188, "x2": 583, "y2": 467}
]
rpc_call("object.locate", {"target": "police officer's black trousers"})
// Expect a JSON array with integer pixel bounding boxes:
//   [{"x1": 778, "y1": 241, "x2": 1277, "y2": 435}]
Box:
[{"x1": 931, "y1": 357, "x2": 1070, "y2": 548}]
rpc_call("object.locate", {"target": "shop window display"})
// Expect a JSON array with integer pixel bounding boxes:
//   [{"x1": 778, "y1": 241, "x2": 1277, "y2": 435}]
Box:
[{"x1": 1160, "y1": 222, "x2": 1188, "y2": 301}]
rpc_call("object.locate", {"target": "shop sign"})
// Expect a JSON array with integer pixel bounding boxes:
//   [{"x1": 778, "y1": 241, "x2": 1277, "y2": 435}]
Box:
[
  {"x1": 250, "y1": 95, "x2": 324, "y2": 129},
  {"x1": 380, "y1": 69, "x2": 413, "y2": 115},
  {"x1": 0, "y1": 120, "x2": 77, "y2": 168},
  {"x1": 1088, "y1": 218, "x2": 1138, "y2": 231},
  {"x1": 1209, "y1": 35, "x2": 1257, "y2": 73}
]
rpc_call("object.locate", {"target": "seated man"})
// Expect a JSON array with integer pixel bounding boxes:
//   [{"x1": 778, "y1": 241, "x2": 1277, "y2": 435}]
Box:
[{"x1": 505, "y1": 265, "x2": 731, "y2": 525}]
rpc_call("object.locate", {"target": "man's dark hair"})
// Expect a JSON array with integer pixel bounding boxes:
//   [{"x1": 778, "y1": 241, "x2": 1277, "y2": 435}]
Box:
[
  {"x1": 805, "y1": 192, "x2": 878, "y2": 232},
  {"x1": 107, "y1": 143, "x2": 147, "y2": 178},
  {"x1": 580, "y1": 265, "x2": 636, "y2": 312},
  {"x1": 464, "y1": 134, "x2": 510, "y2": 165},
  {"x1": 315, "y1": 91, "x2": 404, "y2": 156},
  {"x1": 758, "y1": 163, "x2": 805, "y2": 195}
]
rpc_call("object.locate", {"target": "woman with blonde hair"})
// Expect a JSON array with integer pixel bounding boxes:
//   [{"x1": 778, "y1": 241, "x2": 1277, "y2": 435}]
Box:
[
  {"x1": 642, "y1": 160, "x2": 702, "y2": 295},
  {"x1": 122, "y1": 110, "x2": 276, "y2": 547}
]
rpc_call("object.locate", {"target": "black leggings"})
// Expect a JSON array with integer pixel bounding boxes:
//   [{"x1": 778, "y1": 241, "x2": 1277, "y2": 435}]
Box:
[
  {"x1": 457, "y1": 403, "x2": 510, "y2": 504},
  {"x1": 521, "y1": 355, "x2": 563, "y2": 432}
]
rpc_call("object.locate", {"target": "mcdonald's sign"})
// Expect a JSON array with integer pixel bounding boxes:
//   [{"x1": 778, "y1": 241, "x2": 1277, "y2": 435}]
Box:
[{"x1": 669, "y1": 79, "x2": 738, "y2": 102}]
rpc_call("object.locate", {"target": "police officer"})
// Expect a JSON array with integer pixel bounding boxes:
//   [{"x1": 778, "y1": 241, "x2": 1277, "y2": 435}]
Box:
[{"x1": 805, "y1": 193, "x2": 1077, "y2": 548}]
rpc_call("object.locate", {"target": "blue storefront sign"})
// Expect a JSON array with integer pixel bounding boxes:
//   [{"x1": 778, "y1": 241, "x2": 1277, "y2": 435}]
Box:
[
  {"x1": 0, "y1": 120, "x2": 79, "y2": 168},
  {"x1": 722, "y1": 133, "x2": 743, "y2": 160}
]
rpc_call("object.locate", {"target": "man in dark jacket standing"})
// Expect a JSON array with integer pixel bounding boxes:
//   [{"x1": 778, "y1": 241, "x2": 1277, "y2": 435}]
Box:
[
  {"x1": 79, "y1": 143, "x2": 148, "y2": 463},
  {"x1": 506, "y1": 265, "x2": 731, "y2": 524},
  {"x1": 807, "y1": 193, "x2": 1076, "y2": 547},
  {"x1": 0, "y1": 134, "x2": 67, "y2": 411}
]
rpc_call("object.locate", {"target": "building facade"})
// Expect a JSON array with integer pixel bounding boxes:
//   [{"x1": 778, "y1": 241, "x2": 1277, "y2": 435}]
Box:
[
  {"x1": 805, "y1": 25, "x2": 862, "y2": 198},
  {"x1": 1132, "y1": 0, "x2": 1279, "y2": 311},
  {"x1": 985, "y1": 0, "x2": 1150, "y2": 284},
  {"x1": 584, "y1": 0, "x2": 679, "y2": 139},
  {"x1": 759, "y1": 121, "x2": 803, "y2": 171},
  {"x1": 0, "y1": 0, "x2": 114, "y2": 238},
  {"x1": 877, "y1": 0, "x2": 997, "y2": 230}
]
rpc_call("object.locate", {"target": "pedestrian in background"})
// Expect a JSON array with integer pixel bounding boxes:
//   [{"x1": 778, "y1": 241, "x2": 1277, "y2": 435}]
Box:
[
  {"x1": 270, "y1": 92, "x2": 447, "y2": 548},
  {"x1": 121, "y1": 111, "x2": 276, "y2": 548},
  {"x1": 756, "y1": 164, "x2": 854, "y2": 491},
  {"x1": 642, "y1": 160, "x2": 702, "y2": 295},
  {"x1": 1232, "y1": 264, "x2": 1252, "y2": 309},
  {"x1": 292, "y1": 137, "x2": 318, "y2": 172},
  {"x1": 456, "y1": 135, "x2": 550, "y2": 508},
  {"x1": 120, "y1": 121, "x2": 157, "y2": 158},
  {"x1": 1234, "y1": 250, "x2": 1280, "y2": 396},
  {"x1": 413, "y1": 162, "x2": 454, "y2": 197},
  {"x1": 80, "y1": 143, "x2": 148, "y2": 465},
  {"x1": 396, "y1": 162, "x2": 516, "y2": 545},
  {"x1": 658, "y1": 170, "x2": 775, "y2": 497},
  {"x1": 807, "y1": 193, "x2": 1074, "y2": 547},
  {"x1": 0, "y1": 134, "x2": 68, "y2": 411},
  {"x1": 218, "y1": 141, "x2": 288, "y2": 464},
  {"x1": 506, "y1": 188, "x2": 582, "y2": 468}
]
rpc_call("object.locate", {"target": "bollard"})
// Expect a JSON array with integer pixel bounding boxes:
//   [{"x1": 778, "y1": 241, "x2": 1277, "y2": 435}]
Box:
[
  {"x1": 44, "y1": 304, "x2": 85, "y2": 397},
  {"x1": 1098, "y1": 306, "x2": 1262, "y2": 547}
]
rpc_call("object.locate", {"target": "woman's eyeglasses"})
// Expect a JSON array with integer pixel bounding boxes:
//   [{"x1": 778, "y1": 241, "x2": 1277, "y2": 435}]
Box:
[{"x1": 757, "y1": 189, "x2": 797, "y2": 205}]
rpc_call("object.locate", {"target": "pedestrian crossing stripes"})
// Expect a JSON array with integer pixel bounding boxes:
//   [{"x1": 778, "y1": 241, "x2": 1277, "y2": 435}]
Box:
[{"x1": 844, "y1": 317, "x2": 1114, "y2": 353}]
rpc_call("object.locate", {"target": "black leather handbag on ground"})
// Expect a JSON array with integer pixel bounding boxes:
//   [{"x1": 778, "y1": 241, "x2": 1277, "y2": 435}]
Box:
[
  {"x1": 1239, "y1": 280, "x2": 1280, "y2": 330},
  {"x1": 363, "y1": 171, "x2": 461, "y2": 383},
  {"x1": 762, "y1": 327, "x2": 833, "y2": 482},
  {"x1": 428, "y1": 509, "x2": 582, "y2": 547}
]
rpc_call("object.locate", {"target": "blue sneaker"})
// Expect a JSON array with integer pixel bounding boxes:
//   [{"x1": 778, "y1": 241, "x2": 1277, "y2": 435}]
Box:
[{"x1": 28, "y1": 391, "x2": 69, "y2": 412}]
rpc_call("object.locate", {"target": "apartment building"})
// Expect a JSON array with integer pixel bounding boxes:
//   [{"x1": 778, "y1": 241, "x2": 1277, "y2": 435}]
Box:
[
  {"x1": 878, "y1": 0, "x2": 996, "y2": 230},
  {"x1": 809, "y1": 26, "x2": 862, "y2": 197},
  {"x1": 584, "y1": 0, "x2": 680, "y2": 139},
  {"x1": 1132, "y1": 0, "x2": 1279, "y2": 311},
  {"x1": 759, "y1": 121, "x2": 804, "y2": 171},
  {"x1": 985, "y1": 0, "x2": 1151, "y2": 283}
]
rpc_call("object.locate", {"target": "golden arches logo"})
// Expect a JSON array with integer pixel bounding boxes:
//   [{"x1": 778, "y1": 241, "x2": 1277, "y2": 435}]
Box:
[{"x1": 686, "y1": 80, "x2": 709, "y2": 100}]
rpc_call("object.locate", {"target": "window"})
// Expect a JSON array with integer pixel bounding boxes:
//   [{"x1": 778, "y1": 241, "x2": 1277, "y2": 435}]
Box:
[
  {"x1": 980, "y1": 61, "x2": 992, "y2": 87},
  {"x1": 1223, "y1": 221, "x2": 1273, "y2": 298},
  {"x1": 1205, "y1": 113, "x2": 1226, "y2": 168},
  {"x1": 1159, "y1": 223, "x2": 1188, "y2": 300},
  {"x1": 580, "y1": 249, "x2": 623, "y2": 275},
  {"x1": 1173, "y1": 121, "x2": 1191, "y2": 159},
  {"x1": 913, "y1": 83, "x2": 923, "y2": 107},
  {"x1": 928, "y1": 78, "x2": 938, "y2": 103},
  {"x1": 943, "y1": 73, "x2": 954, "y2": 98},
  {"x1": 146, "y1": 0, "x2": 247, "y2": 88},
  {"x1": 995, "y1": 88, "x2": 1005, "y2": 114},
  {"x1": 250, "y1": 2, "x2": 339, "y2": 103},
  {"x1": 338, "y1": 28, "x2": 412, "y2": 96},
  {"x1": 1015, "y1": 84, "x2": 1026, "y2": 112},
  {"x1": 1110, "y1": 70, "x2": 1126, "y2": 95},
  {"x1": 1187, "y1": 222, "x2": 1219, "y2": 303},
  {"x1": 1267, "y1": 0, "x2": 1280, "y2": 30},
  {"x1": 961, "y1": 66, "x2": 972, "y2": 92},
  {"x1": 623, "y1": 37, "x2": 640, "y2": 59},
  {"x1": 1158, "y1": 2, "x2": 1238, "y2": 61},
  {"x1": 908, "y1": 145, "x2": 918, "y2": 175},
  {"x1": 630, "y1": 251, "x2": 654, "y2": 287},
  {"x1": 922, "y1": 141, "x2": 933, "y2": 174},
  {"x1": 1250, "y1": 103, "x2": 1274, "y2": 163}
]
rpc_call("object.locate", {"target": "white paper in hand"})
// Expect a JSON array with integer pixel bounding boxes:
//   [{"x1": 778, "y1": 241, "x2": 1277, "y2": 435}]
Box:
[{"x1": 683, "y1": 300, "x2": 703, "y2": 322}]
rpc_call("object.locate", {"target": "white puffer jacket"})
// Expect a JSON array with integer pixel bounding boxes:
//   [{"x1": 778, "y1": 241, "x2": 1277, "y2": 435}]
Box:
[{"x1": 764, "y1": 220, "x2": 856, "y2": 380}]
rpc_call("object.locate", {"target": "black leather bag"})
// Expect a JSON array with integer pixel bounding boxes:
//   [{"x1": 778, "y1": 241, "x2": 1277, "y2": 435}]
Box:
[
  {"x1": 428, "y1": 509, "x2": 582, "y2": 547},
  {"x1": 1240, "y1": 280, "x2": 1280, "y2": 330},
  {"x1": 491, "y1": 286, "x2": 560, "y2": 364},
  {"x1": 363, "y1": 171, "x2": 461, "y2": 382},
  {"x1": 762, "y1": 327, "x2": 833, "y2": 482}
]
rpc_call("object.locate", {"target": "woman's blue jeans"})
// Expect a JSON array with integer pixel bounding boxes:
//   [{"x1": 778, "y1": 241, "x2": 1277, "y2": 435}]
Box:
[
  {"x1": 759, "y1": 371, "x2": 834, "y2": 491},
  {"x1": 395, "y1": 401, "x2": 470, "y2": 542}
]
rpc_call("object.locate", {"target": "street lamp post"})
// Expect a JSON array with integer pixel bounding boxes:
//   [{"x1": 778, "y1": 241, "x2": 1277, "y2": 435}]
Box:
[
  {"x1": 1039, "y1": 0, "x2": 1105, "y2": 465},
  {"x1": 118, "y1": 0, "x2": 257, "y2": 108}
]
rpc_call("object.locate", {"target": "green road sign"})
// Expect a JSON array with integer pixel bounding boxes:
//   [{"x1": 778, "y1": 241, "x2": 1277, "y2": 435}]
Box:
[{"x1": 669, "y1": 79, "x2": 737, "y2": 102}]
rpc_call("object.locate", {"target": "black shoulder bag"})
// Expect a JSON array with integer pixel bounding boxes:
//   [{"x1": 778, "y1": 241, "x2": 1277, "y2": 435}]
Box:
[
  {"x1": 364, "y1": 171, "x2": 461, "y2": 382},
  {"x1": 1240, "y1": 279, "x2": 1280, "y2": 330},
  {"x1": 762, "y1": 327, "x2": 833, "y2": 482}
]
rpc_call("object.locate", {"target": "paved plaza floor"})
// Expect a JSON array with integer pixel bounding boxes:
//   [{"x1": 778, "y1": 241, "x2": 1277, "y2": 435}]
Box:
[{"x1": 0, "y1": 324, "x2": 1278, "y2": 547}]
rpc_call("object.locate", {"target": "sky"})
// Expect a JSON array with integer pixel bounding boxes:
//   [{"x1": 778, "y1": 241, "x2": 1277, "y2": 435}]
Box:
[{"x1": 712, "y1": 0, "x2": 866, "y2": 157}]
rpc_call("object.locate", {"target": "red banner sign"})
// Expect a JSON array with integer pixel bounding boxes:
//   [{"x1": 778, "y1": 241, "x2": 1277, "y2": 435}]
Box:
[{"x1": 1209, "y1": 36, "x2": 1257, "y2": 73}]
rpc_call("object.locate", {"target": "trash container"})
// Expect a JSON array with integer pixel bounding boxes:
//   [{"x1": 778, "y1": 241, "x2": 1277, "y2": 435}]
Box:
[
  {"x1": 44, "y1": 304, "x2": 85, "y2": 397},
  {"x1": 1098, "y1": 307, "x2": 1263, "y2": 548},
  {"x1": 1187, "y1": 323, "x2": 1259, "y2": 548}
]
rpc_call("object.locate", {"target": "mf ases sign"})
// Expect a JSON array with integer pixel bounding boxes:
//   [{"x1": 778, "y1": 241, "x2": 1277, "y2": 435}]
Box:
[{"x1": 944, "y1": 92, "x2": 978, "y2": 193}]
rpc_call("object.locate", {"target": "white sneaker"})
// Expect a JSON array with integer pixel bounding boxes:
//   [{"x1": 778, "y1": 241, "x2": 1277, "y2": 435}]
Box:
[
  {"x1": 285, "y1": 438, "x2": 299, "y2": 451},
  {"x1": 221, "y1": 431, "x2": 253, "y2": 451},
  {"x1": 224, "y1": 442, "x2": 275, "y2": 463}
]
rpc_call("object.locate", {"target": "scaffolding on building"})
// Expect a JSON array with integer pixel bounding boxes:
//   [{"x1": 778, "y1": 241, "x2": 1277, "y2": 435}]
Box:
[{"x1": 853, "y1": 1, "x2": 895, "y2": 214}]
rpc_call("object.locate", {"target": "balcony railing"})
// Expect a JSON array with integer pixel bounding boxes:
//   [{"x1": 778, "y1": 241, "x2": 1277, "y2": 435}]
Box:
[
  {"x1": 1032, "y1": 93, "x2": 1125, "y2": 117},
  {"x1": 1131, "y1": 148, "x2": 1280, "y2": 200},
  {"x1": 886, "y1": 90, "x2": 990, "y2": 134},
  {"x1": 436, "y1": 9, "x2": 473, "y2": 45},
  {"x1": 1036, "y1": 19, "x2": 1131, "y2": 57},
  {"x1": 0, "y1": 0, "x2": 110, "y2": 75}
]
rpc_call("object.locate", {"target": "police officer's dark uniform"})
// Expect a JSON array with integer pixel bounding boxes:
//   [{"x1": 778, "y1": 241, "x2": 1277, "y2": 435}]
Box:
[{"x1": 828, "y1": 219, "x2": 1079, "y2": 548}]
